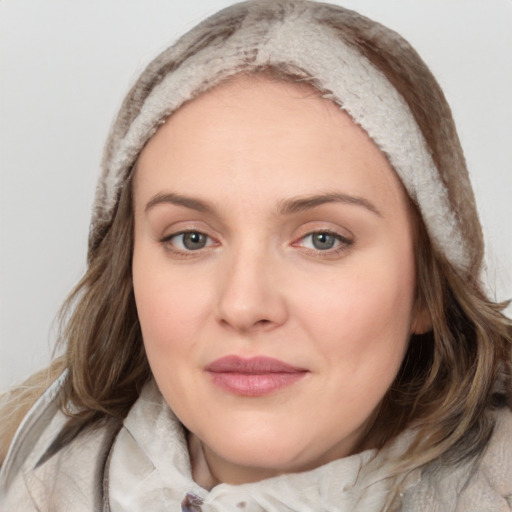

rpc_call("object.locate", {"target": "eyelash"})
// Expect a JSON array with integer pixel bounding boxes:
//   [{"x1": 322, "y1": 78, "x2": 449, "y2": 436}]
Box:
[
  {"x1": 293, "y1": 230, "x2": 353, "y2": 257},
  {"x1": 160, "y1": 230, "x2": 217, "y2": 258},
  {"x1": 160, "y1": 229, "x2": 353, "y2": 258}
]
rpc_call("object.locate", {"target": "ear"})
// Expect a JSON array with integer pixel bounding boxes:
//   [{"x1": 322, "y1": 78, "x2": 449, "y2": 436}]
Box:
[{"x1": 411, "y1": 305, "x2": 432, "y2": 335}]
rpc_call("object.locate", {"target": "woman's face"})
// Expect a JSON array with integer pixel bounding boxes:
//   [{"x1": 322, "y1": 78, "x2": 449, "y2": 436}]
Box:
[{"x1": 132, "y1": 76, "x2": 422, "y2": 484}]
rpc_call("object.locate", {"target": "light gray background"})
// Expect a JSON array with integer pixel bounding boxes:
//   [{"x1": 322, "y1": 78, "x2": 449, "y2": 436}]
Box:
[{"x1": 1, "y1": 0, "x2": 511, "y2": 392}]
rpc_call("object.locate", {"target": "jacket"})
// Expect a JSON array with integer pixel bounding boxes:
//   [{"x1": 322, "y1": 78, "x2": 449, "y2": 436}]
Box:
[{"x1": 1, "y1": 374, "x2": 511, "y2": 511}]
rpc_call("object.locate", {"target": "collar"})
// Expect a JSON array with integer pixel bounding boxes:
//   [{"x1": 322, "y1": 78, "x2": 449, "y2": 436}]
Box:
[{"x1": 107, "y1": 380, "x2": 421, "y2": 512}]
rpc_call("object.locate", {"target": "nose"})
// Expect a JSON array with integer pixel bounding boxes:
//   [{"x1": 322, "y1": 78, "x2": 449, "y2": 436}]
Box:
[{"x1": 215, "y1": 246, "x2": 288, "y2": 334}]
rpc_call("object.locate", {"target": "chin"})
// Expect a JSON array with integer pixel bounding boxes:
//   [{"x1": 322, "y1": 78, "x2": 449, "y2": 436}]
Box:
[{"x1": 199, "y1": 426, "x2": 344, "y2": 479}]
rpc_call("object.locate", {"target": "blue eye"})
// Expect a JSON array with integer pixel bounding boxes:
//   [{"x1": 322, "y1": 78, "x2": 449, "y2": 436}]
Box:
[
  {"x1": 309, "y1": 232, "x2": 337, "y2": 250},
  {"x1": 165, "y1": 231, "x2": 213, "y2": 251},
  {"x1": 300, "y1": 231, "x2": 351, "y2": 251}
]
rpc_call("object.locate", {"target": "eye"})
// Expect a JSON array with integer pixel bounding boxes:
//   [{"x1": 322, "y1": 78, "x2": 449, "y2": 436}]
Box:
[
  {"x1": 304, "y1": 232, "x2": 338, "y2": 250},
  {"x1": 163, "y1": 231, "x2": 214, "y2": 251},
  {"x1": 297, "y1": 231, "x2": 352, "y2": 252}
]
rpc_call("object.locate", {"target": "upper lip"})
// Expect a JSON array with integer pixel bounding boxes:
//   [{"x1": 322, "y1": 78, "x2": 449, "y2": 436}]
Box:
[{"x1": 205, "y1": 355, "x2": 307, "y2": 374}]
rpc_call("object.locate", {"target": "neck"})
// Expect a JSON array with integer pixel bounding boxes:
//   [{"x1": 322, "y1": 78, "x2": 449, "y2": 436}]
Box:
[{"x1": 188, "y1": 433, "x2": 286, "y2": 487}]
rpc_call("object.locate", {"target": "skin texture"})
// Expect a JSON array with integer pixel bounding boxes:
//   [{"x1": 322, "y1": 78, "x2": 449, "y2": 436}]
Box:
[{"x1": 132, "y1": 76, "x2": 424, "y2": 486}]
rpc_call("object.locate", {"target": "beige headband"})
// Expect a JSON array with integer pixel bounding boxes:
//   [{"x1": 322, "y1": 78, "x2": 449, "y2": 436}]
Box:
[{"x1": 91, "y1": 0, "x2": 482, "y2": 277}]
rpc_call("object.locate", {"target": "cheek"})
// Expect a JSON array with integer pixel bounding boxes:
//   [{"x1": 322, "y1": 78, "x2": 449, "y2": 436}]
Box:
[
  {"x1": 298, "y1": 249, "x2": 416, "y2": 376},
  {"x1": 132, "y1": 250, "x2": 210, "y2": 364}
]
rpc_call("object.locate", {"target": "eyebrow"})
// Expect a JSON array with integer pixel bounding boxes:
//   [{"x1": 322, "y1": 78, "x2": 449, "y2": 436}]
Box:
[
  {"x1": 277, "y1": 192, "x2": 381, "y2": 216},
  {"x1": 145, "y1": 193, "x2": 214, "y2": 214},
  {"x1": 145, "y1": 191, "x2": 381, "y2": 217}
]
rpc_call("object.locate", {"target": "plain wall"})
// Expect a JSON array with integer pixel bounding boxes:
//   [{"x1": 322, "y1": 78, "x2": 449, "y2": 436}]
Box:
[{"x1": 1, "y1": 0, "x2": 511, "y2": 392}]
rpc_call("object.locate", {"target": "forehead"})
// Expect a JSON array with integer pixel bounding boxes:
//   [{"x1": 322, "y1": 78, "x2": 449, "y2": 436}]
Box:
[{"x1": 133, "y1": 75, "x2": 408, "y2": 216}]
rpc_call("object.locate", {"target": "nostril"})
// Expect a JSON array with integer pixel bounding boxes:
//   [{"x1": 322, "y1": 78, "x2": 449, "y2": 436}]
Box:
[
  {"x1": 252, "y1": 318, "x2": 275, "y2": 331},
  {"x1": 220, "y1": 317, "x2": 273, "y2": 333}
]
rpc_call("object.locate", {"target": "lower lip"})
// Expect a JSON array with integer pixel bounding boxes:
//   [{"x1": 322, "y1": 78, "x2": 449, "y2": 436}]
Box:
[{"x1": 207, "y1": 372, "x2": 306, "y2": 396}]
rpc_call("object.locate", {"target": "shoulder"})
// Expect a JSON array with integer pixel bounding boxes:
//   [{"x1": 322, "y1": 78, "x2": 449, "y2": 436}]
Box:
[
  {"x1": 0, "y1": 372, "x2": 120, "y2": 511},
  {"x1": 457, "y1": 407, "x2": 512, "y2": 511},
  {"x1": 402, "y1": 407, "x2": 512, "y2": 512},
  {"x1": 0, "y1": 372, "x2": 68, "y2": 491},
  {"x1": 477, "y1": 407, "x2": 512, "y2": 502}
]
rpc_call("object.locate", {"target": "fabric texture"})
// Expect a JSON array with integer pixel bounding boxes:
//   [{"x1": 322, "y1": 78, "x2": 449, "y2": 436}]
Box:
[
  {"x1": 89, "y1": 0, "x2": 484, "y2": 278},
  {"x1": 1, "y1": 377, "x2": 511, "y2": 511}
]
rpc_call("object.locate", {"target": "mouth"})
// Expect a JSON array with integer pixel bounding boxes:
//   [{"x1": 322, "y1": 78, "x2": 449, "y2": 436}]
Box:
[{"x1": 204, "y1": 355, "x2": 308, "y2": 396}]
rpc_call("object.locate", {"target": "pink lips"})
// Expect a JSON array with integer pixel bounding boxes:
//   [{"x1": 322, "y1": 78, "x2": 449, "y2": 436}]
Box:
[{"x1": 205, "y1": 356, "x2": 308, "y2": 396}]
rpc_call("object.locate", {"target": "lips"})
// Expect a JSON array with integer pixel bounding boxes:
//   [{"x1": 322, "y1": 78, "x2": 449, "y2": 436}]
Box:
[{"x1": 205, "y1": 356, "x2": 308, "y2": 396}]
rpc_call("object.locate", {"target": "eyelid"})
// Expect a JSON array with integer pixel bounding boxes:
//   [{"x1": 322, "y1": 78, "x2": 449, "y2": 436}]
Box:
[
  {"x1": 156, "y1": 219, "x2": 218, "y2": 244},
  {"x1": 291, "y1": 226, "x2": 354, "y2": 258},
  {"x1": 159, "y1": 227, "x2": 220, "y2": 257},
  {"x1": 295, "y1": 230, "x2": 352, "y2": 247},
  {"x1": 162, "y1": 230, "x2": 214, "y2": 245}
]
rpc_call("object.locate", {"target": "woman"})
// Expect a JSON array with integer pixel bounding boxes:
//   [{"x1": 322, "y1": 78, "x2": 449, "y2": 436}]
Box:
[{"x1": 1, "y1": 0, "x2": 511, "y2": 510}]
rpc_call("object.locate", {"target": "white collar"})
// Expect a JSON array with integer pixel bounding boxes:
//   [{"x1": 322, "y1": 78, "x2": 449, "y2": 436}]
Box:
[{"x1": 107, "y1": 380, "x2": 421, "y2": 512}]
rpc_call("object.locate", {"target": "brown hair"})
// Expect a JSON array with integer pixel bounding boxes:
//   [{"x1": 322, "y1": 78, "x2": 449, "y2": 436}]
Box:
[{"x1": 1, "y1": 2, "x2": 511, "y2": 473}]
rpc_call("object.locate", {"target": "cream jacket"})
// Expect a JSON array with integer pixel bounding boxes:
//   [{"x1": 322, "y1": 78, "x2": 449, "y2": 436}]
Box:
[{"x1": 1, "y1": 375, "x2": 511, "y2": 511}]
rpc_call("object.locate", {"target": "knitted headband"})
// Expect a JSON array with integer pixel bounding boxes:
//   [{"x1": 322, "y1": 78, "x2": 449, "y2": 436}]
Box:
[{"x1": 91, "y1": 0, "x2": 483, "y2": 277}]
